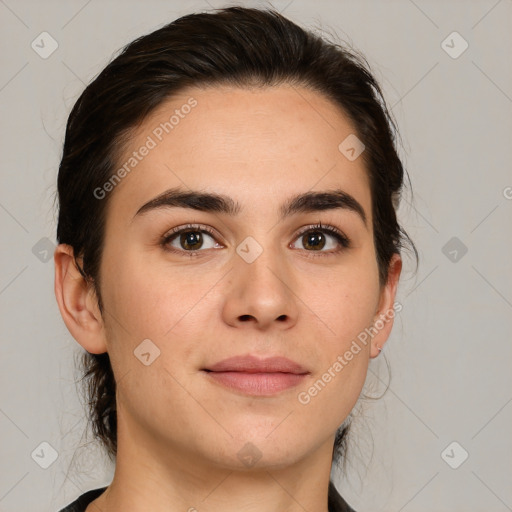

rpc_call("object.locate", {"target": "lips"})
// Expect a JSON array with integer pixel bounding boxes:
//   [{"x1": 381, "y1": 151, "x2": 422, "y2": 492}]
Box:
[
  {"x1": 203, "y1": 354, "x2": 309, "y2": 374},
  {"x1": 202, "y1": 355, "x2": 310, "y2": 396}
]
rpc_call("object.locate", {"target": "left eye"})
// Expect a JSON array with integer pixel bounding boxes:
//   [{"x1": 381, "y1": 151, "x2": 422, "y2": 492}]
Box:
[{"x1": 291, "y1": 227, "x2": 349, "y2": 252}]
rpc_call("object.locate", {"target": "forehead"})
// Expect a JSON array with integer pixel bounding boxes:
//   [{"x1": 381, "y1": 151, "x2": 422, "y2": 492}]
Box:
[{"x1": 108, "y1": 83, "x2": 371, "y2": 221}]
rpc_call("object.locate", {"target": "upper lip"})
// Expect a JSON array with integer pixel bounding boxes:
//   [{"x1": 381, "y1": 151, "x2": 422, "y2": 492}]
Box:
[{"x1": 203, "y1": 355, "x2": 309, "y2": 374}]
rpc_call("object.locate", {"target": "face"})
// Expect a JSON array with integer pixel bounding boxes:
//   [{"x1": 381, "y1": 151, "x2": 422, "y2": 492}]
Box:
[{"x1": 91, "y1": 84, "x2": 399, "y2": 470}]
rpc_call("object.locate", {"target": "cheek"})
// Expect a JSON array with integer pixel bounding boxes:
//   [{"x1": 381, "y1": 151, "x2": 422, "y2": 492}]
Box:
[
  {"x1": 296, "y1": 260, "x2": 379, "y2": 402},
  {"x1": 101, "y1": 249, "x2": 189, "y2": 339},
  {"x1": 295, "y1": 277, "x2": 375, "y2": 428},
  {"x1": 99, "y1": 247, "x2": 219, "y2": 383},
  {"x1": 303, "y1": 261, "x2": 380, "y2": 346},
  {"x1": 98, "y1": 253, "x2": 200, "y2": 416}
]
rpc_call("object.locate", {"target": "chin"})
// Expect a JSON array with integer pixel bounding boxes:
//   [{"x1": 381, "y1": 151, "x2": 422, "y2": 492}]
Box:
[{"x1": 204, "y1": 427, "x2": 312, "y2": 471}]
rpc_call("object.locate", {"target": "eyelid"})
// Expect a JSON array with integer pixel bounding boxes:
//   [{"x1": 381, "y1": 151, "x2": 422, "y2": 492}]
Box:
[{"x1": 162, "y1": 223, "x2": 220, "y2": 241}]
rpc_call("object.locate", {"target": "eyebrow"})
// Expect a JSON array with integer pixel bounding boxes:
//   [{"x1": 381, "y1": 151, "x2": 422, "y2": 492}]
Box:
[{"x1": 133, "y1": 186, "x2": 368, "y2": 228}]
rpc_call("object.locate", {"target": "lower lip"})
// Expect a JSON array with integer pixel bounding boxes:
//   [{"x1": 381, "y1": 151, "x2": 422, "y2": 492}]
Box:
[{"x1": 203, "y1": 371, "x2": 308, "y2": 396}]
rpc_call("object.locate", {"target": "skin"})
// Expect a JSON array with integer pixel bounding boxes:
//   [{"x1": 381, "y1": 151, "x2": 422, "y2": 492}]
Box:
[{"x1": 54, "y1": 84, "x2": 401, "y2": 512}]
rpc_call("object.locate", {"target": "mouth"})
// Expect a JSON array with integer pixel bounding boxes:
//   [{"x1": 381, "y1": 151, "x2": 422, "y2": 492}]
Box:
[{"x1": 201, "y1": 354, "x2": 310, "y2": 396}]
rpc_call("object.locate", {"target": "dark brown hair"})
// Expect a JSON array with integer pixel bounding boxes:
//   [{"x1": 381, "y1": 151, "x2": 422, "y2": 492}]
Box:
[{"x1": 56, "y1": 6, "x2": 417, "y2": 475}]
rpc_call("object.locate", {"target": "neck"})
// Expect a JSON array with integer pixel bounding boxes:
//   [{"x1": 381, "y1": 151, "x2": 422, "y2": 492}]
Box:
[{"x1": 91, "y1": 407, "x2": 335, "y2": 512}]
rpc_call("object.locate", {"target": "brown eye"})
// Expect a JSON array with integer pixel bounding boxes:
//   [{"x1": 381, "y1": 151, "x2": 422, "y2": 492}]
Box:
[
  {"x1": 291, "y1": 225, "x2": 350, "y2": 254},
  {"x1": 179, "y1": 230, "x2": 204, "y2": 250},
  {"x1": 162, "y1": 225, "x2": 220, "y2": 254},
  {"x1": 302, "y1": 231, "x2": 326, "y2": 251}
]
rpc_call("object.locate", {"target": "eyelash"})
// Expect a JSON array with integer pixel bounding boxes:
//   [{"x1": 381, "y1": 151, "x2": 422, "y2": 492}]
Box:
[{"x1": 160, "y1": 222, "x2": 351, "y2": 258}]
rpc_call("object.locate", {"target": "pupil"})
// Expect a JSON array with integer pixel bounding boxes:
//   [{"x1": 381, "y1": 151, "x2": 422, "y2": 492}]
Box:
[
  {"x1": 305, "y1": 231, "x2": 325, "y2": 250},
  {"x1": 181, "y1": 231, "x2": 202, "y2": 250}
]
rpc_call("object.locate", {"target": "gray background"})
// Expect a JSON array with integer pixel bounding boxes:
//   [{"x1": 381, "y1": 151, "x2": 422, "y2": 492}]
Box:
[{"x1": 1, "y1": 0, "x2": 511, "y2": 511}]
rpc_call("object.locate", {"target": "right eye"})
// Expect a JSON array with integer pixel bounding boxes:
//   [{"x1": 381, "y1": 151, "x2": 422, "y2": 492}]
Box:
[{"x1": 161, "y1": 224, "x2": 223, "y2": 256}]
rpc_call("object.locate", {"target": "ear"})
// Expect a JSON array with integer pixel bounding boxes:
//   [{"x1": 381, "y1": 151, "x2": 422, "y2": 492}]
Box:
[
  {"x1": 54, "y1": 244, "x2": 108, "y2": 354},
  {"x1": 369, "y1": 253, "x2": 402, "y2": 358}
]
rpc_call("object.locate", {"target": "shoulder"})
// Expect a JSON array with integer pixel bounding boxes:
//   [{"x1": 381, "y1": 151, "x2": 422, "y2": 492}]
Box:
[
  {"x1": 328, "y1": 481, "x2": 357, "y2": 512},
  {"x1": 57, "y1": 487, "x2": 107, "y2": 512}
]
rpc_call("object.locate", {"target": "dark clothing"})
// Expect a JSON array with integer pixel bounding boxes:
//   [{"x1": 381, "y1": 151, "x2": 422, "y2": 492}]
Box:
[
  {"x1": 57, "y1": 486, "x2": 107, "y2": 512},
  {"x1": 328, "y1": 481, "x2": 357, "y2": 511},
  {"x1": 58, "y1": 481, "x2": 356, "y2": 511}
]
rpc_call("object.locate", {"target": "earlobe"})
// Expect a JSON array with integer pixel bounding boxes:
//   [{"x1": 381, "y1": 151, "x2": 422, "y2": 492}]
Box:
[
  {"x1": 370, "y1": 253, "x2": 402, "y2": 358},
  {"x1": 54, "y1": 244, "x2": 108, "y2": 354}
]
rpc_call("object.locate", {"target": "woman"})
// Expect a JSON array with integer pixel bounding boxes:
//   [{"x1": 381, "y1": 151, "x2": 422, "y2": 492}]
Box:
[{"x1": 54, "y1": 6, "x2": 416, "y2": 512}]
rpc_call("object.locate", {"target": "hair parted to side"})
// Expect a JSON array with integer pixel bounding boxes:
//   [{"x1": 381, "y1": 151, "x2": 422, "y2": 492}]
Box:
[{"x1": 55, "y1": 6, "x2": 417, "y2": 472}]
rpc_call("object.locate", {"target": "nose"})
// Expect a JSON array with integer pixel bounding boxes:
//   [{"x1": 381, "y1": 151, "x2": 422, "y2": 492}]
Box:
[{"x1": 221, "y1": 242, "x2": 299, "y2": 331}]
